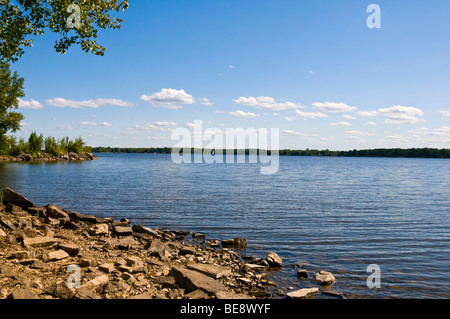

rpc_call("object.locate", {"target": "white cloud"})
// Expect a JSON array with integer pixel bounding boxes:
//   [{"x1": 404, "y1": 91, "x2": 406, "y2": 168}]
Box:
[
  {"x1": 18, "y1": 99, "x2": 44, "y2": 109},
  {"x1": 439, "y1": 110, "x2": 450, "y2": 117},
  {"x1": 294, "y1": 110, "x2": 328, "y2": 119},
  {"x1": 46, "y1": 97, "x2": 133, "y2": 109},
  {"x1": 79, "y1": 121, "x2": 97, "y2": 126},
  {"x1": 378, "y1": 105, "x2": 424, "y2": 124},
  {"x1": 234, "y1": 96, "x2": 304, "y2": 111},
  {"x1": 198, "y1": 98, "x2": 213, "y2": 106},
  {"x1": 330, "y1": 121, "x2": 352, "y2": 126},
  {"x1": 312, "y1": 102, "x2": 357, "y2": 113},
  {"x1": 57, "y1": 124, "x2": 75, "y2": 131},
  {"x1": 140, "y1": 88, "x2": 195, "y2": 109},
  {"x1": 357, "y1": 110, "x2": 378, "y2": 117},
  {"x1": 357, "y1": 106, "x2": 424, "y2": 124},
  {"x1": 345, "y1": 130, "x2": 376, "y2": 136},
  {"x1": 154, "y1": 121, "x2": 178, "y2": 126},
  {"x1": 229, "y1": 110, "x2": 258, "y2": 118},
  {"x1": 283, "y1": 130, "x2": 319, "y2": 138}
]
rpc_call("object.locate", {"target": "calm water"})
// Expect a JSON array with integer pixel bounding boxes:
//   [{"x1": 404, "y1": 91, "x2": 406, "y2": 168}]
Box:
[{"x1": 0, "y1": 153, "x2": 449, "y2": 299}]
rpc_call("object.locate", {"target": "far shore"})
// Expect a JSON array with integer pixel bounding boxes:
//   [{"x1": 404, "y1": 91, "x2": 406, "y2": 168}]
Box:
[{"x1": 0, "y1": 152, "x2": 98, "y2": 163}]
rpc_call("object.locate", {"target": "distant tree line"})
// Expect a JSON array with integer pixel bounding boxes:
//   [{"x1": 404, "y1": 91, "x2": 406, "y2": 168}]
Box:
[
  {"x1": 91, "y1": 147, "x2": 450, "y2": 158},
  {"x1": 0, "y1": 132, "x2": 92, "y2": 157}
]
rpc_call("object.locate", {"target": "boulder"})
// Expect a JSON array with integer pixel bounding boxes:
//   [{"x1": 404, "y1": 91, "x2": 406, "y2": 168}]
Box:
[
  {"x1": 82, "y1": 275, "x2": 109, "y2": 292},
  {"x1": 131, "y1": 224, "x2": 158, "y2": 237},
  {"x1": 297, "y1": 269, "x2": 308, "y2": 278},
  {"x1": 47, "y1": 249, "x2": 70, "y2": 261},
  {"x1": 46, "y1": 204, "x2": 69, "y2": 219},
  {"x1": 1, "y1": 188, "x2": 35, "y2": 210},
  {"x1": 221, "y1": 237, "x2": 247, "y2": 248},
  {"x1": 215, "y1": 291, "x2": 253, "y2": 299},
  {"x1": 169, "y1": 266, "x2": 227, "y2": 295},
  {"x1": 7, "y1": 289, "x2": 39, "y2": 299},
  {"x1": 286, "y1": 288, "x2": 319, "y2": 299},
  {"x1": 186, "y1": 263, "x2": 232, "y2": 279},
  {"x1": 114, "y1": 226, "x2": 133, "y2": 236},
  {"x1": 266, "y1": 251, "x2": 282, "y2": 267},
  {"x1": 88, "y1": 223, "x2": 109, "y2": 236},
  {"x1": 314, "y1": 270, "x2": 336, "y2": 285},
  {"x1": 58, "y1": 242, "x2": 80, "y2": 256},
  {"x1": 23, "y1": 236, "x2": 60, "y2": 248}
]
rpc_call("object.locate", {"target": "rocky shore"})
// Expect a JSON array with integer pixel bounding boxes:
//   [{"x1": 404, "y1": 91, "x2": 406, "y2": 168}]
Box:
[
  {"x1": 0, "y1": 188, "x2": 338, "y2": 300},
  {"x1": 0, "y1": 152, "x2": 98, "y2": 162}
]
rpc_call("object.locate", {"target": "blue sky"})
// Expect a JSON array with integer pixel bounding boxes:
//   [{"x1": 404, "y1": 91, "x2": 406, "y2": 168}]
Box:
[{"x1": 11, "y1": 0, "x2": 450, "y2": 150}]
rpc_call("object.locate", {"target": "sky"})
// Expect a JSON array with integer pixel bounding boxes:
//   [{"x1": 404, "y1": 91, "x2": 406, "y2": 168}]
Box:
[{"x1": 10, "y1": 0, "x2": 450, "y2": 150}]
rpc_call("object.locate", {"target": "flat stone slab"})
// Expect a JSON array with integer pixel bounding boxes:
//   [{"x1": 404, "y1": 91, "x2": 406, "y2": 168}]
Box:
[
  {"x1": 169, "y1": 266, "x2": 227, "y2": 296},
  {"x1": 23, "y1": 236, "x2": 60, "y2": 248},
  {"x1": 286, "y1": 288, "x2": 319, "y2": 299},
  {"x1": 186, "y1": 262, "x2": 232, "y2": 279}
]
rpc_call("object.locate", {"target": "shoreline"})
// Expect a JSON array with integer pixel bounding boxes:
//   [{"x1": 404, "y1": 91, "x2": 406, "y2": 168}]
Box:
[
  {"x1": 0, "y1": 187, "x2": 338, "y2": 300},
  {"x1": 0, "y1": 152, "x2": 98, "y2": 162}
]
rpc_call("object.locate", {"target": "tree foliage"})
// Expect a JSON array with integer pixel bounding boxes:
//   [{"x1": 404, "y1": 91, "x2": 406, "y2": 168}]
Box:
[
  {"x1": 0, "y1": 0, "x2": 129, "y2": 63},
  {"x1": 0, "y1": 61, "x2": 24, "y2": 153}
]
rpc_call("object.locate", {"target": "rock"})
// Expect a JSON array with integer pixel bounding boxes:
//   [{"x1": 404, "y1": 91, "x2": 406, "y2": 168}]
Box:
[
  {"x1": 244, "y1": 263, "x2": 267, "y2": 272},
  {"x1": 192, "y1": 232, "x2": 205, "y2": 239},
  {"x1": 168, "y1": 288, "x2": 185, "y2": 299},
  {"x1": 23, "y1": 236, "x2": 60, "y2": 248},
  {"x1": 48, "y1": 249, "x2": 70, "y2": 261},
  {"x1": 215, "y1": 291, "x2": 253, "y2": 299},
  {"x1": 147, "y1": 238, "x2": 166, "y2": 255},
  {"x1": 60, "y1": 219, "x2": 80, "y2": 230},
  {"x1": 126, "y1": 256, "x2": 144, "y2": 267},
  {"x1": 153, "y1": 276, "x2": 177, "y2": 289},
  {"x1": 49, "y1": 281, "x2": 75, "y2": 299},
  {"x1": 114, "y1": 226, "x2": 133, "y2": 236},
  {"x1": 7, "y1": 251, "x2": 29, "y2": 260},
  {"x1": 297, "y1": 269, "x2": 308, "y2": 278},
  {"x1": 221, "y1": 237, "x2": 247, "y2": 248},
  {"x1": 7, "y1": 289, "x2": 39, "y2": 299},
  {"x1": 169, "y1": 266, "x2": 227, "y2": 296},
  {"x1": 1, "y1": 188, "x2": 36, "y2": 210},
  {"x1": 266, "y1": 251, "x2": 282, "y2": 267},
  {"x1": 99, "y1": 263, "x2": 116, "y2": 274},
  {"x1": 46, "y1": 203, "x2": 69, "y2": 219},
  {"x1": 59, "y1": 242, "x2": 80, "y2": 256},
  {"x1": 314, "y1": 270, "x2": 336, "y2": 285},
  {"x1": 29, "y1": 260, "x2": 51, "y2": 270},
  {"x1": 82, "y1": 275, "x2": 109, "y2": 292},
  {"x1": 128, "y1": 294, "x2": 154, "y2": 299},
  {"x1": 0, "y1": 217, "x2": 16, "y2": 230},
  {"x1": 27, "y1": 207, "x2": 46, "y2": 217},
  {"x1": 186, "y1": 263, "x2": 232, "y2": 279},
  {"x1": 179, "y1": 246, "x2": 196, "y2": 255},
  {"x1": 286, "y1": 288, "x2": 319, "y2": 299},
  {"x1": 131, "y1": 224, "x2": 158, "y2": 237},
  {"x1": 88, "y1": 223, "x2": 109, "y2": 236},
  {"x1": 184, "y1": 289, "x2": 209, "y2": 299}
]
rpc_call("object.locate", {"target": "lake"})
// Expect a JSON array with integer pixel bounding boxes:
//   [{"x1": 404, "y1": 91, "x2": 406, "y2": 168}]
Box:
[{"x1": 0, "y1": 153, "x2": 449, "y2": 298}]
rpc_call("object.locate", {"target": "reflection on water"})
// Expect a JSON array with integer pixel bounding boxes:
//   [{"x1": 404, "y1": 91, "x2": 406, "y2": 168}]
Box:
[{"x1": 0, "y1": 154, "x2": 449, "y2": 299}]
